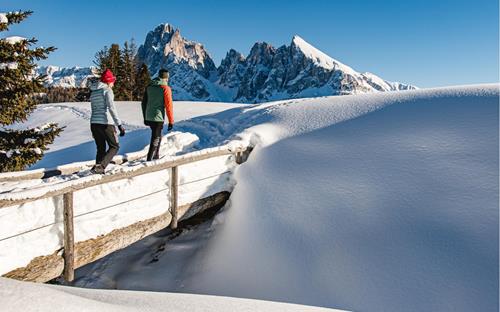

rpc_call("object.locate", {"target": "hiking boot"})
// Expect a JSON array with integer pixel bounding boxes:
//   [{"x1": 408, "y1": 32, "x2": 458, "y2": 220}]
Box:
[{"x1": 90, "y1": 164, "x2": 105, "y2": 175}]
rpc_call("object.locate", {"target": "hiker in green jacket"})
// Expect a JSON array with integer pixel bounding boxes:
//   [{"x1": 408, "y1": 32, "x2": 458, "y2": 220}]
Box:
[{"x1": 141, "y1": 69, "x2": 174, "y2": 161}]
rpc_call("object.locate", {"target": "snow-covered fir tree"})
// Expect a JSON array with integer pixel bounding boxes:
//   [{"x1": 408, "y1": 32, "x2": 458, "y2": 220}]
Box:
[
  {"x1": 0, "y1": 10, "x2": 62, "y2": 172},
  {"x1": 119, "y1": 40, "x2": 138, "y2": 101}
]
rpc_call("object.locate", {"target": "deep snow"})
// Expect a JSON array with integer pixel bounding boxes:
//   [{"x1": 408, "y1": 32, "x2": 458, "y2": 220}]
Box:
[
  {"x1": 1, "y1": 85, "x2": 498, "y2": 311},
  {"x1": 0, "y1": 277, "x2": 341, "y2": 312},
  {"x1": 73, "y1": 84, "x2": 498, "y2": 312},
  {"x1": 183, "y1": 85, "x2": 498, "y2": 312}
]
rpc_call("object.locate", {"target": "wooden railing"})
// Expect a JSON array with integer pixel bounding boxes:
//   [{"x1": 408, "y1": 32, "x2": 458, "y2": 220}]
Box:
[{"x1": 0, "y1": 144, "x2": 252, "y2": 282}]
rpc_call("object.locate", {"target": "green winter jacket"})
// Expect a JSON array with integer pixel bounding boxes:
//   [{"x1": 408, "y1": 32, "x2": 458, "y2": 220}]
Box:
[{"x1": 141, "y1": 78, "x2": 174, "y2": 124}]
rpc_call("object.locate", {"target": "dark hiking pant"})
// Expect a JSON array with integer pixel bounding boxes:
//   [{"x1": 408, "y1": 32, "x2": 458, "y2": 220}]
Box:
[
  {"x1": 91, "y1": 123, "x2": 119, "y2": 168},
  {"x1": 146, "y1": 121, "x2": 163, "y2": 161}
]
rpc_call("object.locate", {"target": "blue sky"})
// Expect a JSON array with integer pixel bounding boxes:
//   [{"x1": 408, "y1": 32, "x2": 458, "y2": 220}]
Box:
[{"x1": 2, "y1": 0, "x2": 498, "y2": 87}]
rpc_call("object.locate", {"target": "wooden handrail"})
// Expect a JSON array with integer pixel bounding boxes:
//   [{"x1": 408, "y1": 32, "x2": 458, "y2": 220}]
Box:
[{"x1": 0, "y1": 145, "x2": 251, "y2": 208}]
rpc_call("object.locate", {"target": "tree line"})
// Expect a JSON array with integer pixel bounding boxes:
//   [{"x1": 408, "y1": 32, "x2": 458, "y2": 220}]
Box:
[
  {"x1": 93, "y1": 41, "x2": 151, "y2": 101},
  {"x1": 41, "y1": 42, "x2": 152, "y2": 103}
]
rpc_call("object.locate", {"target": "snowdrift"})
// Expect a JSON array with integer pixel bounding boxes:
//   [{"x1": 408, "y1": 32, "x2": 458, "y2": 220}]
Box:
[
  {"x1": 74, "y1": 85, "x2": 498, "y2": 312},
  {"x1": 0, "y1": 277, "x2": 342, "y2": 312},
  {"x1": 177, "y1": 84, "x2": 499, "y2": 311}
]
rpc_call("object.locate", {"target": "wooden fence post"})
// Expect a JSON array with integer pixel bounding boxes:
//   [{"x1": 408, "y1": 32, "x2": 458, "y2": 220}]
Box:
[
  {"x1": 63, "y1": 192, "x2": 75, "y2": 282},
  {"x1": 235, "y1": 151, "x2": 242, "y2": 164},
  {"x1": 170, "y1": 166, "x2": 178, "y2": 229}
]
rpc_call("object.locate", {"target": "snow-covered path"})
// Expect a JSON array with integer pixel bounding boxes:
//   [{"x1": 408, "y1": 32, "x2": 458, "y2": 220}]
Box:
[{"x1": 7, "y1": 101, "x2": 248, "y2": 168}]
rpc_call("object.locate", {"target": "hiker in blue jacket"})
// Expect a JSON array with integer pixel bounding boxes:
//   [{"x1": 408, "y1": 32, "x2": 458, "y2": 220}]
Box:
[{"x1": 89, "y1": 69, "x2": 125, "y2": 174}]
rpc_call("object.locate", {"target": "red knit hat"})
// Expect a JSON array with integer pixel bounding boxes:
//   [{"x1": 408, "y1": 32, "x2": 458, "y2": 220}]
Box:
[{"x1": 100, "y1": 69, "x2": 116, "y2": 84}]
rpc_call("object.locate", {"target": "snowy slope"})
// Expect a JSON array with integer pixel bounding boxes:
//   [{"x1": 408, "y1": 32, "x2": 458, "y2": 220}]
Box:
[
  {"x1": 67, "y1": 84, "x2": 498, "y2": 312},
  {"x1": 8, "y1": 101, "x2": 247, "y2": 168},
  {"x1": 0, "y1": 277, "x2": 342, "y2": 312}
]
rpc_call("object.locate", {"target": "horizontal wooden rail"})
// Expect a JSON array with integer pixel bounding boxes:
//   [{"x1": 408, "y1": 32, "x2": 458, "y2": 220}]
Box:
[{"x1": 0, "y1": 145, "x2": 251, "y2": 209}]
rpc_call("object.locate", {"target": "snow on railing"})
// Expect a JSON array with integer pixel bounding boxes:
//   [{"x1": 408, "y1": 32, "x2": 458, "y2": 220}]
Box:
[{"x1": 0, "y1": 142, "x2": 252, "y2": 282}]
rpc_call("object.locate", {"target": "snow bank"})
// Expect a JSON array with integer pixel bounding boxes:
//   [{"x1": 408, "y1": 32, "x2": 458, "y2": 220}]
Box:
[
  {"x1": 76, "y1": 84, "x2": 499, "y2": 312},
  {"x1": 0, "y1": 277, "x2": 342, "y2": 312},
  {"x1": 177, "y1": 84, "x2": 499, "y2": 311}
]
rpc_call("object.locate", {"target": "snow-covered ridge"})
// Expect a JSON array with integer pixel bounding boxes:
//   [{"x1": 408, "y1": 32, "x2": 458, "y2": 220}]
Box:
[
  {"x1": 36, "y1": 65, "x2": 97, "y2": 88},
  {"x1": 136, "y1": 23, "x2": 417, "y2": 102},
  {"x1": 291, "y1": 35, "x2": 353, "y2": 74}
]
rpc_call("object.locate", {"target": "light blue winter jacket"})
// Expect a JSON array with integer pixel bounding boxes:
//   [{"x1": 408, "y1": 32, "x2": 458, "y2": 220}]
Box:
[{"x1": 89, "y1": 81, "x2": 122, "y2": 126}]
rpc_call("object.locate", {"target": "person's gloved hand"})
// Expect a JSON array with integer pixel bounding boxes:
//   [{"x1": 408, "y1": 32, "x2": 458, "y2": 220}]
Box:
[
  {"x1": 167, "y1": 123, "x2": 173, "y2": 131},
  {"x1": 118, "y1": 125, "x2": 126, "y2": 137}
]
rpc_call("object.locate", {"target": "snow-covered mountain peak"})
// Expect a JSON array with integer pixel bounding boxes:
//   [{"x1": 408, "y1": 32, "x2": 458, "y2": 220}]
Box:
[
  {"x1": 160, "y1": 23, "x2": 174, "y2": 34},
  {"x1": 291, "y1": 35, "x2": 335, "y2": 69},
  {"x1": 38, "y1": 23, "x2": 416, "y2": 99},
  {"x1": 290, "y1": 35, "x2": 357, "y2": 76},
  {"x1": 37, "y1": 65, "x2": 96, "y2": 88}
]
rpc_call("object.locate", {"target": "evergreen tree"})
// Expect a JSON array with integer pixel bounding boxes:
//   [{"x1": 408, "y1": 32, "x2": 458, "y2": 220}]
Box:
[
  {"x1": 93, "y1": 45, "x2": 110, "y2": 73},
  {"x1": 92, "y1": 41, "x2": 144, "y2": 100},
  {"x1": 106, "y1": 44, "x2": 125, "y2": 100},
  {"x1": 119, "y1": 40, "x2": 138, "y2": 101},
  {"x1": 107, "y1": 43, "x2": 121, "y2": 74},
  {"x1": 0, "y1": 11, "x2": 62, "y2": 172},
  {"x1": 135, "y1": 63, "x2": 151, "y2": 100}
]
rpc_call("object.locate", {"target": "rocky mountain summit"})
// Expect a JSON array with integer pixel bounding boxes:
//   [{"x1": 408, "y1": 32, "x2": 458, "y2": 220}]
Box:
[
  {"x1": 41, "y1": 23, "x2": 416, "y2": 102},
  {"x1": 138, "y1": 24, "x2": 416, "y2": 102}
]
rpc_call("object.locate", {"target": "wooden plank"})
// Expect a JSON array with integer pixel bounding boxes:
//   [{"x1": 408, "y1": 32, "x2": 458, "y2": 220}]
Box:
[
  {"x1": 170, "y1": 166, "x2": 179, "y2": 229},
  {"x1": 2, "y1": 192, "x2": 230, "y2": 283},
  {"x1": 63, "y1": 192, "x2": 75, "y2": 282},
  {"x1": 0, "y1": 146, "x2": 248, "y2": 209}
]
